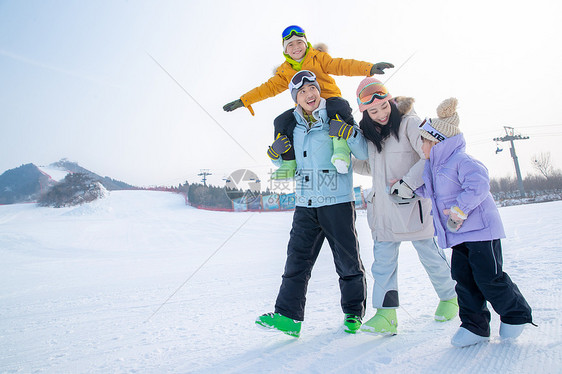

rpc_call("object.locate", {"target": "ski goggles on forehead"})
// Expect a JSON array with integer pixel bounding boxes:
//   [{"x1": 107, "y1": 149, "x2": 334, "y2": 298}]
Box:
[
  {"x1": 419, "y1": 118, "x2": 447, "y2": 142},
  {"x1": 289, "y1": 70, "x2": 316, "y2": 91},
  {"x1": 356, "y1": 82, "x2": 389, "y2": 105},
  {"x1": 282, "y1": 25, "x2": 306, "y2": 40}
]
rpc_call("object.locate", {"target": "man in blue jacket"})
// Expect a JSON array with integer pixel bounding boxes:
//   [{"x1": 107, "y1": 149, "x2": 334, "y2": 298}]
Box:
[{"x1": 256, "y1": 70, "x2": 370, "y2": 337}]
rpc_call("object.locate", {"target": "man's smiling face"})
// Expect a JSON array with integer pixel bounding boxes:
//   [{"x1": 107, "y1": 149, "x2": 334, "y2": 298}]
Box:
[{"x1": 296, "y1": 83, "x2": 321, "y2": 114}]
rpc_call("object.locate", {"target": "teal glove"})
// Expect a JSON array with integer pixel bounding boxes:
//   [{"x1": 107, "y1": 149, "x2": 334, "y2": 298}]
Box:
[
  {"x1": 370, "y1": 62, "x2": 394, "y2": 75},
  {"x1": 329, "y1": 115, "x2": 354, "y2": 140},
  {"x1": 223, "y1": 99, "x2": 244, "y2": 112}
]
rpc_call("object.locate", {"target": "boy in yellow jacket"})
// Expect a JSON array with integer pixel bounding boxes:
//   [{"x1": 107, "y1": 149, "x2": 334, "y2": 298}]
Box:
[{"x1": 223, "y1": 25, "x2": 393, "y2": 179}]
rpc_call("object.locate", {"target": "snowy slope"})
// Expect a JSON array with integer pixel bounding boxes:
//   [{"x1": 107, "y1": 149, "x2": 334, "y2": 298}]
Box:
[
  {"x1": 0, "y1": 191, "x2": 560, "y2": 373},
  {"x1": 37, "y1": 165, "x2": 70, "y2": 182}
]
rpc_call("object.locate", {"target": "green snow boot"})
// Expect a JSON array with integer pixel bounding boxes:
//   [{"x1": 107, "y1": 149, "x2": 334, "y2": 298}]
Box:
[
  {"x1": 343, "y1": 314, "x2": 362, "y2": 334},
  {"x1": 271, "y1": 160, "x2": 297, "y2": 180},
  {"x1": 434, "y1": 297, "x2": 459, "y2": 321},
  {"x1": 331, "y1": 137, "x2": 351, "y2": 174},
  {"x1": 360, "y1": 308, "x2": 398, "y2": 335},
  {"x1": 255, "y1": 312, "x2": 301, "y2": 338}
]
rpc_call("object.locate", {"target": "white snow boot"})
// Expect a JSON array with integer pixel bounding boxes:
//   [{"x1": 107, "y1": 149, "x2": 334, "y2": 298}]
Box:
[
  {"x1": 451, "y1": 327, "x2": 489, "y2": 348},
  {"x1": 499, "y1": 322, "x2": 525, "y2": 340}
]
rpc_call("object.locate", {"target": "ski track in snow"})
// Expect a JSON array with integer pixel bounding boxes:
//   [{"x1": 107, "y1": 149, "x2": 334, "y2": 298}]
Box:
[{"x1": 0, "y1": 191, "x2": 561, "y2": 373}]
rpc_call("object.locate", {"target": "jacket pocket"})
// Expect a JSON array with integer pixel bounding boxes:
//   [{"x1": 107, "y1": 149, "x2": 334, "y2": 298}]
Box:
[
  {"x1": 366, "y1": 190, "x2": 375, "y2": 231},
  {"x1": 317, "y1": 169, "x2": 339, "y2": 197},
  {"x1": 439, "y1": 199, "x2": 485, "y2": 234},
  {"x1": 455, "y1": 205, "x2": 486, "y2": 233},
  {"x1": 389, "y1": 199, "x2": 423, "y2": 234}
]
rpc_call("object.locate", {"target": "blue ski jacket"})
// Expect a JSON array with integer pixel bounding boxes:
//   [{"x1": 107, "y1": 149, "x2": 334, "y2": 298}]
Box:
[{"x1": 272, "y1": 98, "x2": 368, "y2": 208}]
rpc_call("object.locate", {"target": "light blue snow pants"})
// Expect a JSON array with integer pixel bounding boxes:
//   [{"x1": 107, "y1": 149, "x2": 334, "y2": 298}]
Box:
[{"x1": 371, "y1": 238, "x2": 457, "y2": 308}]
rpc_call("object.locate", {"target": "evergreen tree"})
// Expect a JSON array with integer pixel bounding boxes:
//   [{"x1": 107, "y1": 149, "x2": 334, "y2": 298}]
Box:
[{"x1": 38, "y1": 173, "x2": 107, "y2": 208}]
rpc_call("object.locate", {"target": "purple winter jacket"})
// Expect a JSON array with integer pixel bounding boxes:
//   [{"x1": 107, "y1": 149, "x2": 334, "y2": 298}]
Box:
[{"x1": 415, "y1": 134, "x2": 505, "y2": 249}]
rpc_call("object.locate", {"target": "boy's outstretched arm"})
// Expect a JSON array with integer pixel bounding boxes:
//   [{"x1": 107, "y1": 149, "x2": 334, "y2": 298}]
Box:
[
  {"x1": 223, "y1": 71, "x2": 288, "y2": 116},
  {"x1": 316, "y1": 51, "x2": 393, "y2": 77}
]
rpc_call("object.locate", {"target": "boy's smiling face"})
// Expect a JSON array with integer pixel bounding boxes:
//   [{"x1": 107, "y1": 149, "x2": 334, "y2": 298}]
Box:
[
  {"x1": 285, "y1": 39, "x2": 307, "y2": 60},
  {"x1": 296, "y1": 83, "x2": 320, "y2": 114}
]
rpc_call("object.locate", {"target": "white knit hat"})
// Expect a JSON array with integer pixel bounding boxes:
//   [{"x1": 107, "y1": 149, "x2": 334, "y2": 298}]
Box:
[
  {"x1": 420, "y1": 97, "x2": 461, "y2": 142},
  {"x1": 283, "y1": 34, "x2": 308, "y2": 54}
]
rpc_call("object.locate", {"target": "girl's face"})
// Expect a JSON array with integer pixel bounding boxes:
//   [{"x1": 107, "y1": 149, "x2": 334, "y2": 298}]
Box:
[
  {"x1": 285, "y1": 40, "x2": 307, "y2": 60},
  {"x1": 366, "y1": 100, "x2": 391, "y2": 125},
  {"x1": 296, "y1": 83, "x2": 321, "y2": 114},
  {"x1": 421, "y1": 137, "x2": 437, "y2": 159}
]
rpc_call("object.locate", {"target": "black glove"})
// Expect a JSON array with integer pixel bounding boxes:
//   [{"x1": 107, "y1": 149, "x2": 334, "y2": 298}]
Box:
[
  {"x1": 223, "y1": 99, "x2": 244, "y2": 112},
  {"x1": 329, "y1": 115, "x2": 354, "y2": 140},
  {"x1": 370, "y1": 62, "x2": 394, "y2": 75},
  {"x1": 267, "y1": 134, "x2": 292, "y2": 160}
]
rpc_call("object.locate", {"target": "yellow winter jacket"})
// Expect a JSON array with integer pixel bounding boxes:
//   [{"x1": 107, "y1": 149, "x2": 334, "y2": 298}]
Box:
[{"x1": 240, "y1": 47, "x2": 373, "y2": 115}]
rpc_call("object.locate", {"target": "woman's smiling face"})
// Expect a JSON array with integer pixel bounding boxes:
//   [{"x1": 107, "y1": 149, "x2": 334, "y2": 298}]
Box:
[{"x1": 366, "y1": 100, "x2": 391, "y2": 125}]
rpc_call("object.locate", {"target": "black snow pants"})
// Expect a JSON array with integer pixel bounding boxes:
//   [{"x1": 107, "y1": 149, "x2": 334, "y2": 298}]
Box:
[
  {"x1": 273, "y1": 97, "x2": 356, "y2": 161},
  {"x1": 451, "y1": 239, "x2": 533, "y2": 337},
  {"x1": 274, "y1": 202, "x2": 367, "y2": 321}
]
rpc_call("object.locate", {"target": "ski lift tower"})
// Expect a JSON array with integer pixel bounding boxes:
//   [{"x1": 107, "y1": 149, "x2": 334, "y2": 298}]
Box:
[
  {"x1": 493, "y1": 126, "x2": 529, "y2": 198},
  {"x1": 198, "y1": 169, "x2": 212, "y2": 187}
]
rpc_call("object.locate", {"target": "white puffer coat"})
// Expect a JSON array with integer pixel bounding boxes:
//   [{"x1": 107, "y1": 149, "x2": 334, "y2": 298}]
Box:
[{"x1": 353, "y1": 97, "x2": 435, "y2": 242}]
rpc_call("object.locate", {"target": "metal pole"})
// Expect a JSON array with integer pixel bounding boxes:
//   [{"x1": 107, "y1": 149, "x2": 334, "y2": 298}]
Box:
[
  {"x1": 509, "y1": 139, "x2": 526, "y2": 197},
  {"x1": 493, "y1": 127, "x2": 529, "y2": 198}
]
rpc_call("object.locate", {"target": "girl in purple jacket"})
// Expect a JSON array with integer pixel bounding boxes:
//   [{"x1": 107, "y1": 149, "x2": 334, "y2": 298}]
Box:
[{"x1": 416, "y1": 98, "x2": 533, "y2": 348}]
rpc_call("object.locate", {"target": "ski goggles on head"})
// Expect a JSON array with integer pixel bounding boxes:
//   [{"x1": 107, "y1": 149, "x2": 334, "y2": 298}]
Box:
[
  {"x1": 419, "y1": 118, "x2": 447, "y2": 142},
  {"x1": 289, "y1": 70, "x2": 316, "y2": 91},
  {"x1": 356, "y1": 82, "x2": 389, "y2": 106},
  {"x1": 282, "y1": 25, "x2": 306, "y2": 40}
]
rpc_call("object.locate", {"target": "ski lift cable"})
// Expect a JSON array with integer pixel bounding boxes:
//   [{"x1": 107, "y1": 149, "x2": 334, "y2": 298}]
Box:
[
  {"x1": 146, "y1": 51, "x2": 257, "y2": 162},
  {"x1": 351, "y1": 50, "x2": 418, "y2": 117}
]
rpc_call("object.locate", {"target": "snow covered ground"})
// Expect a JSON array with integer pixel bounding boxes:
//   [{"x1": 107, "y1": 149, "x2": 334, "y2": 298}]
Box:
[
  {"x1": 1, "y1": 190, "x2": 561, "y2": 373},
  {"x1": 37, "y1": 165, "x2": 70, "y2": 182}
]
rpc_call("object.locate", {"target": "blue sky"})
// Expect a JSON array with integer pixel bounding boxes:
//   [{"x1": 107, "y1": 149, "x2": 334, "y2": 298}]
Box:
[{"x1": 1, "y1": 0, "x2": 561, "y2": 187}]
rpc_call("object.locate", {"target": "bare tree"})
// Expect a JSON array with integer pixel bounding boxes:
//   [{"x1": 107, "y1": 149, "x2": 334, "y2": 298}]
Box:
[{"x1": 531, "y1": 152, "x2": 554, "y2": 179}]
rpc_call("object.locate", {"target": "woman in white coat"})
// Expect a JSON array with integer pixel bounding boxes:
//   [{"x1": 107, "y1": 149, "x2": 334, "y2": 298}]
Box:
[{"x1": 352, "y1": 77, "x2": 458, "y2": 335}]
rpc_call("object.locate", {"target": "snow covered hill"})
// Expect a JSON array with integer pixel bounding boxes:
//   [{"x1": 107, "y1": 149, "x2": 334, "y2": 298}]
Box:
[
  {"x1": 1, "y1": 191, "x2": 560, "y2": 373},
  {"x1": 0, "y1": 160, "x2": 136, "y2": 205}
]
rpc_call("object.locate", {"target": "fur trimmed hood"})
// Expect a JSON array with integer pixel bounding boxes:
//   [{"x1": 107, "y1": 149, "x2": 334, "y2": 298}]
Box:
[
  {"x1": 394, "y1": 96, "x2": 415, "y2": 115},
  {"x1": 273, "y1": 43, "x2": 329, "y2": 75},
  {"x1": 313, "y1": 43, "x2": 328, "y2": 53}
]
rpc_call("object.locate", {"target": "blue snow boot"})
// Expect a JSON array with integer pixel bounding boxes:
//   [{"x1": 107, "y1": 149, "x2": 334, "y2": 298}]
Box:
[
  {"x1": 499, "y1": 322, "x2": 525, "y2": 340},
  {"x1": 451, "y1": 327, "x2": 489, "y2": 347}
]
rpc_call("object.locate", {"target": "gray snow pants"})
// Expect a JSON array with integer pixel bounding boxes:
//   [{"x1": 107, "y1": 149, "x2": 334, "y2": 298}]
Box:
[{"x1": 371, "y1": 238, "x2": 457, "y2": 308}]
